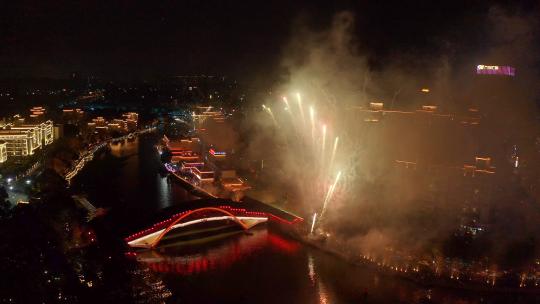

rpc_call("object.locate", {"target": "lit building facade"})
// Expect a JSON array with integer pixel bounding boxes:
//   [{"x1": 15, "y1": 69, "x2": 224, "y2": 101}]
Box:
[
  {"x1": 192, "y1": 106, "x2": 227, "y2": 131},
  {"x1": 62, "y1": 108, "x2": 85, "y2": 124},
  {"x1": 0, "y1": 141, "x2": 7, "y2": 163},
  {"x1": 53, "y1": 124, "x2": 63, "y2": 140},
  {"x1": 108, "y1": 119, "x2": 127, "y2": 132},
  {"x1": 14, "y1": 121, "x2": 54, "y2": 146},
  {"x1": 10, "y1": 125, "x2": 42, "y2": 150},
  {"x1": 87, "y1": 113, "x2": 139, "y2": 133},
  {"x1": 0, "y1": 129, "x2": 40, "y2": 156},
  {"x1": 29, "y1": 106, "x2": 46, "y2": 122},
  {"x1": 0, "y1": 120, "x2": 54, "y2": 157},
  {"x1": 192, "y1": 166, "x2": 215, "y2": 183},
  {"x1": 41, "y1": 120, "x2": 54, "y2": 145},
  {"x1": 122, "y1": 112, "x2": 139, "y2": 131},
  {"x1": 88, "y1": 116, "x2": 107, "y2": 128}
]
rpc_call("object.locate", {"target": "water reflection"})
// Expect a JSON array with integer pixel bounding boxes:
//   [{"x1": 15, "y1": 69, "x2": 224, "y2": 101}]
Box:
[
  {"x1": 307, "y1": 254, "x2": 331, "y2": 304},
  {"x1": 137, "y1": 228, "x2": 299, "y2": 276},
  {"x1": 308, "y1": 255, "x2": 316, "y2": 285},
  {"x1": 74, "y1": 135, "x2": 197, "y2": 217},
  {"x1": 138, "y1": 226, "x2": 534, "y2": 304},
  {"x1": 78, "y1": 135, "x2": 538, "y2": 304},
  {"x1": 157, "y1": 174, "x2": 172, "y2": 209}
]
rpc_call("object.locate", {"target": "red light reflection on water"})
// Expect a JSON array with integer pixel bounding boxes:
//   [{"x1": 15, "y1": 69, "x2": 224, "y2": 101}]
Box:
[
  {"x1": 267, "y1": 233, "x2": 300, "y2": 254},
  {"x1": 138, "y1": 230, "x2": 299, "y2": 275}
]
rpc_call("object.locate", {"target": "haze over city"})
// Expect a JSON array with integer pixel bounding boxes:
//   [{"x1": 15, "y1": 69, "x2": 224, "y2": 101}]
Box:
[{"x1": 0, "y1": 1, "x2": 540, "y2": 303}]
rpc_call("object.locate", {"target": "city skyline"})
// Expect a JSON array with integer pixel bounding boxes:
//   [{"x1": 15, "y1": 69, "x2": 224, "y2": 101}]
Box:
[{"x1": 1, "y1": 1, "x2": 540, "y2": 303}]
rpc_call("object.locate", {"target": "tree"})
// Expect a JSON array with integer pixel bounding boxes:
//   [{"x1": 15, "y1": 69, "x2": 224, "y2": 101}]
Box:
[
  {"x1": 35, "y1": 168, "x2": 68, "y2": 197},
  {"x1": 0, "y1": 186, "x2": 12, "y2": 218}
]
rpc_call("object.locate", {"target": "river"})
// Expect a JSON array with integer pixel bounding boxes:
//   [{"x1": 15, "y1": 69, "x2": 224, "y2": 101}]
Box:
[{"x1": 71, "y1": 134, "x2": 535, "y2": 304}]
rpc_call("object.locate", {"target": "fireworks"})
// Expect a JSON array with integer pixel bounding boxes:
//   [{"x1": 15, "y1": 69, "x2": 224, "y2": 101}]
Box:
[
  {"x1": 310, "y1": 213, "x2": 318, "y2": 234},
  {"x1": 321, "y1": 124, "x2": 327, "y2": 161},
  {"x1": 309, "y1": 106, "x2": 315, "y2": 143},
  {"x1": 329, "y1": 137, "x2": 339, "y2": 171},
  {"x1": 262, "y1": 104, "x2": 278, "y2": 126},
  {"x1": 321, "y1": 171, "x2": 342, "y2": 217},
  {"x1": 296, "y1": 92, "x2": 306, "y2": 126},
  {"x1": 282, "y1": 96, "x2": 291, "y2": 111},
  {"x1": 261, "y1": 92, "x2": 344, "y2": 230}
]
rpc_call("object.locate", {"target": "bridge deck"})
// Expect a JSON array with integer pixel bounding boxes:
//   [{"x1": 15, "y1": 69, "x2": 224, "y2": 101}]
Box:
[
  {"x1": 124, "y1": 197, "x2": 303, "y2": 245},
  {"x1": 146, "y1": 197, "x2": 301, "y2": 228}
]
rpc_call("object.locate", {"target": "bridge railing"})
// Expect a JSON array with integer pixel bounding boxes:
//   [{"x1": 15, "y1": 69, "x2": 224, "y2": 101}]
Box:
[{"x1": 124, "y1": 205, "x2": 300, "y2": 244}]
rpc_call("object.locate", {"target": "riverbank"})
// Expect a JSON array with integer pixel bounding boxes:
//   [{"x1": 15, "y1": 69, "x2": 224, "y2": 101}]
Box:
[
  {"x1": 69, "y1": 132, "x2": 538, "y2": 303},
  {"x1": 156, "y1": 139, "x2": 539, "y2": 294},
  {"x1": 293, "y1": 230, "x2": 540, "y2": 295},
  {"x1": 167, "y1": 170, "x2": 216, "y2": 199},
  {"x1": 64, "y1": 127, "x2": 157, "y2": 184}
]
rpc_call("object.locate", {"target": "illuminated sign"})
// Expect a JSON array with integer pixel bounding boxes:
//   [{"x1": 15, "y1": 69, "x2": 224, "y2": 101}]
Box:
[
  {"x1": 476, "y1": 65, "x2": 515, "y2": 76},
  {"x1": 209, "y1": 149, "x2": 226, "y2": 156}
]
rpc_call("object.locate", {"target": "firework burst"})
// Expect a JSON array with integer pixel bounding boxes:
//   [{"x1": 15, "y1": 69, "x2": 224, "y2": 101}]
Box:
[{"x1": 262, "y1": 92, "x2": 345, "y2": 230}]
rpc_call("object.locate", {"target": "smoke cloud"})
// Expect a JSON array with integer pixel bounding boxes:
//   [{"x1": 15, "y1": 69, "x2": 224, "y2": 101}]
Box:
[{"x1": 241, "y1": 4, "x2": 540, "y2": 271}]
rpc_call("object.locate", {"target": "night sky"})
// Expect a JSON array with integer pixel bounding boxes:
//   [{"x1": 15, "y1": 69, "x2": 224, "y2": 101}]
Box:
[{"x1": 0, "y1": 1, "x2": 537, "y2": 81}]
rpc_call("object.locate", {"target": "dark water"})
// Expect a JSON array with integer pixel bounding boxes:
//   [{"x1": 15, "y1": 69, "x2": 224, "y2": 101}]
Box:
[
  {"x1": 72, "y1": 135, "x2": 536, "y2": 304},
  {"x1": 72, "y1": 135, "x2": 197, "y2": 233}
]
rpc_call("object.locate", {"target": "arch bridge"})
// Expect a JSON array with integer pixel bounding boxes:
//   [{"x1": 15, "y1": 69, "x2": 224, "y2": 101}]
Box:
[{"x1": 126, "y1": 207, "x2": 268, "y2": 249}]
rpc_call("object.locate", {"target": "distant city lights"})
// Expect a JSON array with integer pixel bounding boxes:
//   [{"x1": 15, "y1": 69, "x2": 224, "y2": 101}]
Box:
[
  {"x1": 209, "y1": 148, "x2": 226, "y2": 156},
  {"x1": 476, "y1": 65, "x2": 516, "y2": 76}
]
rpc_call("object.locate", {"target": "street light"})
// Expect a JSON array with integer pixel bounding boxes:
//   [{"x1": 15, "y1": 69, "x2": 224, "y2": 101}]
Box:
[
  {"x1": 6, "y1": 178, "x2": 12, "y2": 183},
  {"x1": 25, "y1": 179, "x2": 32, "y2": 185}
]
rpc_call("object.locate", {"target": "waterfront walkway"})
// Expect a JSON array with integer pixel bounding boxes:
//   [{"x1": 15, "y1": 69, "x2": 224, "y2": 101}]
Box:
[{"x1": 64, "y1": 127, "x2": 157, "y2": 184}]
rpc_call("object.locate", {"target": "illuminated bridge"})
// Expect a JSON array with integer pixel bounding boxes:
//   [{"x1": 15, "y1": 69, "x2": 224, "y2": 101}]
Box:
[
  {"x1": 124, "y1": 198, "x2": 303, "y2": 249},
  {"x1": 132, "y1": 229, "x2": 300, "y2": 275}
]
